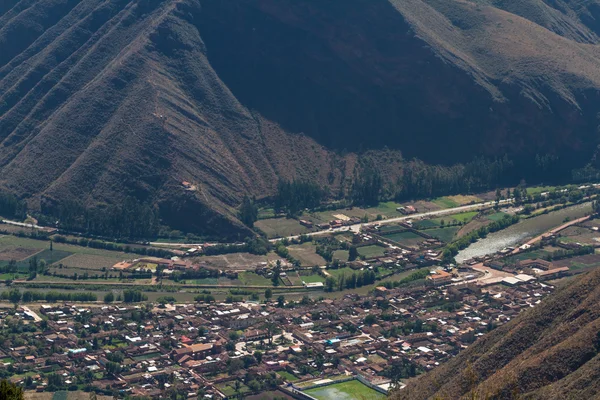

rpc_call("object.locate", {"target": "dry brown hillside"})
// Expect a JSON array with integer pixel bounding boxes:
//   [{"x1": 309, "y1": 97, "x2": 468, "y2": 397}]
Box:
[
  {"x1": 391, "y1": 268, "x2": 600, "y2": 399},
  {"x1": 3, "y1": 0, "x2": 600, "y2": 234}
]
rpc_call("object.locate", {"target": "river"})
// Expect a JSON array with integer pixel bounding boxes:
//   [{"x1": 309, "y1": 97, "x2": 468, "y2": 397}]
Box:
[{"x1": 455, "y1": 202, "x2": 592, "y2": 263}]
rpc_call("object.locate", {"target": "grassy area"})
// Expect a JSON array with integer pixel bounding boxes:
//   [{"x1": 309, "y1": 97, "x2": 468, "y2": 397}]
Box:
[
  {"x1": 433, "y1": 197, "x2": 459, "y2": 208},
  {"x1": 238, "y1": 271, "x2": 272, "y2": 286},
  {"x1": 487, "y1": 212, "x2": 508, "y2": 221},
  {"x1": 413, "y1": 219, "x2": 439, "y2": 229},
  {"x1": 216, "y1": 382, "x2": 251, "y2": 397},
  {"x1": 503, "y1": 249, "x2": 551, "y2": 264},
  {"x1": 332, "y1": 249, "x2": 349, "y2": 261},
  {"x1": 132, "y1": 352, "x2": 161, "y2": 361},
  {"x1": 304, "y1": 380, "x2": 386, "y2": 400},
  {"x1": 326, "y1": 267, "x2": 356, "y2": 278},
  {"x1": 527, "y1": 186, "x2": 556, "y2": 196},
  {"x1": 426, "y1": 226, "x2": 460, "y2": 243},
  {"x1": 382, "y1": 231, "x2": 424, "y2": 246},
  {"x1": 357, "y1": 245, "x2": 386, "y2": 259},
  {"x1": 278, "y1": 370, "x2": 299, "y2": 382},
  {"x1": 255, "y1": 218, "x2": 311, "y2": 239},
  {"x1": 298, "y1": 273, "x2": 325, "y2": 283},
  {"x1": 288, "y1": 242, "x2": 327, "y2": 266},
  {"x1": 450, "y1": 211, "x2": 478, "y2": 223}
]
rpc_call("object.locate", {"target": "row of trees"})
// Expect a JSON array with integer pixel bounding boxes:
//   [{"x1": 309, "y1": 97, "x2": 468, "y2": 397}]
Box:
[
  {"x1": 52, "y1": 235, "x2": 172, "y2": 258},
  {"x1": 40, "y1": 197, "x2": 160, "y2": 239},
  {"x1": 274, "y1": 180, "x2": 324, "y2": 216},
  {"x1": 0, "y1": 289, "x2": 97, "y2": 303},
  {"x1": 325, "y1": 270, "x2": 377, "y2": 292}
]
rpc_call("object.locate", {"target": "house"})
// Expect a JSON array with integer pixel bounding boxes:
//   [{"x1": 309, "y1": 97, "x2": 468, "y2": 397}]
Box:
[
  {"x1": 172, "y1": 343, "x2": 214, "y2": 362},
  {"x1": 299, "y1": 220, "x2": 313, "y2": 228},
  {"x1": 428, "y1": 270, "x2": 452, "y2": 286},
  {"x1": 518, "y1": 259, "x2": 553, "y2": 271},
  {"x1": 397, "y1": 206, "x2": 417, "y2": 215}
]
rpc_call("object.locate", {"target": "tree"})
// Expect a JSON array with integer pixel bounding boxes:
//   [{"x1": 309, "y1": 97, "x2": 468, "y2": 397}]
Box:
[
  {"x1": 263, "y1": 320, "x2": 278, "y2": 347},
  {"x1": 272, "y1": 261, "x2": 282, "y2": 286},
  {"x1": 264, "y1": 288, "x2": 273, "y2": 301},
  {"x1": 364, "y1": 314, "x2": 377, "y2": 325},
  {"x1": 104, "y1": 292, "x2": 115, "y2": 303},
  {"x1": 254, "y1": 351, "x2": 263, "y2": 364},
  {"x1": 0, "y1": 380, "x2": 23, "y2": 400},
  {"x1": 348, "y1": 246, "x2": 358, "y2": 261},
  {"x1": 239, "y1": 195, "x2": 258, "y2": 227},
  {"x1": 277, "y1": 295, "x2": 285, "y2": 308},
  {"x1": 8, "y1": 288, "x2": 20, "y2": 305}
]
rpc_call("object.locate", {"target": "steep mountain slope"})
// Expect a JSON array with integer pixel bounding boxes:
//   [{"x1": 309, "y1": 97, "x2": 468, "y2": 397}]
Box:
[
  {"x1": 3, "y1": 0, "x2": 600, "y2": 235},
  {"x1": 391, "y1": 268, "x2": 600, "y2": 400}
]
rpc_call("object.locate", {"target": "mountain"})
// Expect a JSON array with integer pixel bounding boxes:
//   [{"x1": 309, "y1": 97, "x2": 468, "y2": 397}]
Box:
[
  {"x1": 391, "y1": 268, "x2": 600, "y2": 400},
  {"x1": 3, "y1": 0, "x2": 600, "y2": 235}
]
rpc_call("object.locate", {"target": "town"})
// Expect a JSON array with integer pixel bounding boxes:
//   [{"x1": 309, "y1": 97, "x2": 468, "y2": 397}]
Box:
[{"x1": 0, "y1": 184, "x2": 599, "y2": 399}]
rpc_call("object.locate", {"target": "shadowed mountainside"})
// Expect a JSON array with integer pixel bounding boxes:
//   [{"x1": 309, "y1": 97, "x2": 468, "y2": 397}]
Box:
[
  {"x1": 3, "y1": 0, "x2": 600, "y2": 235},
  {"x1": 391, "y1": 267, "x2": 600, "y2": 400}
]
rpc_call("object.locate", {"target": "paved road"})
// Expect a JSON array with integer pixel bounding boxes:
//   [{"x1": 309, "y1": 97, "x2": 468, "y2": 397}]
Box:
[{"x1": 272, "y1": 199, "x2": 513, "y2": 242}]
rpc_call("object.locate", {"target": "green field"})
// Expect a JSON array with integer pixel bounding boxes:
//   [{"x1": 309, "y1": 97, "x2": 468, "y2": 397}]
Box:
[
  {"x1": 326, "y1": 267, "x2": 355, "y2": 278},
  {"x1": 413, "y1": 219, "x2": 439, "y2": 229},
  {"x1": 332, "y1": 249, "x2": 349, "y2": 261},
  {"x1": 288, "y1": 242, "x2": 327, "y2": 266},
  {"x1": 382, "y1": 231, "x2": 423, "y2": 246},
  {"x1": 357, "y1": 245, "x2": 387, "y2": 259},
  {"x1": 503, "y1": 249, "x2": 551, "y2": 264},
  {"x1": 527, "y1": 186, "x2": 556, "y2": 196},
  {"x1": 426, "y1": 226, "x2": 460, "y2": 243},
  {"x1": 487, "y1": 212, "x2": 509, "y2": 222},
  {"x1": 433, "y1": 197, "x2": 459, "y2": 208},
  {"x1": 238, "y1": 271, "x2": 272, "y2": 286},
  {"x1": 304, "y1": 380, "x2": 386, "y2": 400},
  {"x1": 254, "y1": 217, "x2": 311, "y2": 239},
  {"x1": 298, "y1": 273, "x2": 325, "y2": 283},
  {"x1": 450, "y1": 211, "x2": 478, "y2": 223},
  {"x1": 278, "y1": 370, "x2": 299, "y2": 382}
]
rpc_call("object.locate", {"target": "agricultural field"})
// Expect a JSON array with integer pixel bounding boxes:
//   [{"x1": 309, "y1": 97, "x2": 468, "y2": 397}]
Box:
[
  {"x1": 433, "y1": 195, "x2": 482, "y2": 209},
  {"x1": 297, "y1": 271, "x2": 325, "y2": 283},
  {"x1": 198, "y1": 252, "x2": 280, "y2": 270},
  {"x1": 24, "y1": 391, "x2": 113, "y2": 400},
  {"x1": 287, "y1": 243, "x2": 327, "y2": 266},
  {"x1": 238, "y1": 271, "x2": 272, "y2": 286},
  {"x1": 487, "y1": 212, "x2": 509, "y2": 221},
  {"x1": 216, "y1": 382, "x2": 251, "y2": 397},
  {"x1": 278, "y1": 370, "x2": 299, "y2": 382},
  {"x1": 332, "y1": 249, "x2": 349, "y2": 261},
  {"x1": 255, "y1": 217, "x2": 312, "y2": 238},
  {"x1": 0, "y1": 246, "x2": 39, "y2": 261},
  {"x1": 56, "y1": 253, "x2": 124, "y2": 270},
  {"x1": 381, "y1": 231, "x2": 424, "y2": 247},
  {"x1": 503, "y1": 249, "x2": 552, "y2": 264},
  {"x1": 426, "y1": 226, "x2": 460, "y2": 243},
  {"x1": 357, "y1": 245, "x2": 387, "y2": 259},
  {"x1": 527, "y1": 186, "x2": 556, "y2": 196},
  {"x1": 555, "y1": 254, "x2": 600, "y2": 271},
  {"x1": 450, "y1": 211, "x2": 478, "y2": 223},
  {"x1": 304, "y1": 380, "x2": 386, "y2": 400},
  {"x1": 558, "y1": 226, "x2": 600, "y2": 246},
  {"x1": 325, "y1": 267, "x2": 356, "y2": 278}
]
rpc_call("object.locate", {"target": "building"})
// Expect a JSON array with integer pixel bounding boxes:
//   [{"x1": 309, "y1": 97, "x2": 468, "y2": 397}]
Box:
[{"x1": 428, "y1": 270, "x2": 452, "y2": 286}]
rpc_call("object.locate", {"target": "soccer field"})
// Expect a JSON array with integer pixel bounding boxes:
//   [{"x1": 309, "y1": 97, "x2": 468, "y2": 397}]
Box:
[{"x1": 304, "y1": 380, "x2": 386, "y2": 400}]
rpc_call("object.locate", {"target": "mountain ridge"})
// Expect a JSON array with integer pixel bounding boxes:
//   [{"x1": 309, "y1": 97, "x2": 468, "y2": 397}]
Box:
[
  {"x1": 391, "y1": 267, "x2": 600, "y2": 399},
  {"x1": 3, "y1": 0, "x2": 600, "y2": 235}
]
